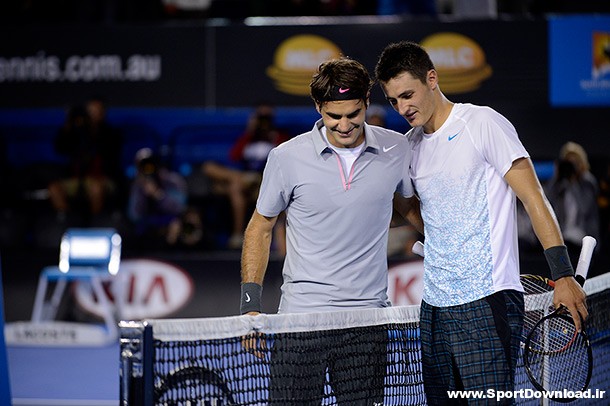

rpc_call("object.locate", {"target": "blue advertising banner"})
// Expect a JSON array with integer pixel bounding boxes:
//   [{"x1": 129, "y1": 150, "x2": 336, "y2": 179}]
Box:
[{"x1": 549, "y1": 15, "x2": 610, "y2": 106}]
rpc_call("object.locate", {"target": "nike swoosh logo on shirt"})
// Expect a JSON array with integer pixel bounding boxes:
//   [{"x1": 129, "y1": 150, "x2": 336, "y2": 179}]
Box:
[
  {"x1": 383, "y1": 144, "x2": 398, "y2": 152},
  {"x1": 448, "y1": 133, "x2": 459, "y2": 141}
]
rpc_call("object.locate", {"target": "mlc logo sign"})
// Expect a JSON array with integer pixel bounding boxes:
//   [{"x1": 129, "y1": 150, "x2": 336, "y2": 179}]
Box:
[
  {"x1": 266, "y1": 34, "x2": 343, "y2": 96},
  {"x1": 421, "y1": 32, "x2": 492, "y2": 94}
]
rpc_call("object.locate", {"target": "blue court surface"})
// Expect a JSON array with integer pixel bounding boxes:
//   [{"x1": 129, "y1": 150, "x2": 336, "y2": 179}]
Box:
[{"x1": 7, "y1": 342, "x2": 119, "y2": 405}]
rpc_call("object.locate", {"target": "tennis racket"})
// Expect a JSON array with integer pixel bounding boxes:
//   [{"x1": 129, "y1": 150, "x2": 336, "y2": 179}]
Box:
[
  {"x1": 523, "y1": 236, "x2": 596, "y2": 402},
  {"x1": 154, "y1": 365, "x2": 235, "y2": 405},
  {"x1": 521, "y1": 274, "x2": 555, "y2": 343},
  {"x1": 412, "y1": 240, "x2": 424, "y2": 257}
]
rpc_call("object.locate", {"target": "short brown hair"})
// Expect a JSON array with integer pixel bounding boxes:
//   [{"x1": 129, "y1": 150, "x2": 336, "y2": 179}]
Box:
[{"x1": 310, "y1": 57, "x2": 373, "y2": 106}]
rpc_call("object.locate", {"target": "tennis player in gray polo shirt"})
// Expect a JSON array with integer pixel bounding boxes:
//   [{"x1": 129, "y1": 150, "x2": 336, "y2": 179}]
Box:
[{"x1": 240, "y1": 57, "x2": 422, "y2": 404}]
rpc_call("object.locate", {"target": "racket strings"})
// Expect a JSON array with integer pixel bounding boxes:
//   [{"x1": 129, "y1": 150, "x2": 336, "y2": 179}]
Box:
[
  {"x1": 525, "y1": 315, "x2": 592, "y2": 395},
  {"x1": 528, "y1": 315, "x2": 578, "y2": 355},
  {"x1": 521, "y1": 275, "x2": 556, "y2": 340}
]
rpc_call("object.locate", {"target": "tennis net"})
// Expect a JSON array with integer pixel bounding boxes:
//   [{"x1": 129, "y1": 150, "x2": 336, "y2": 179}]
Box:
[{"x1": 120, "y1": 272, "x2": 610, "y2": 405}]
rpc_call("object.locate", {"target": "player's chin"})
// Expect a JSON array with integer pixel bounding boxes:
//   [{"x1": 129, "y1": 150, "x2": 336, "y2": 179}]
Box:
[
  {"x1": 405, "y1": 117, "x2": 418, "y2": 127},
  {"x1": 404, "y1": 112, "x2": 418, "y2": 125},
  {"x1": 341, "y1": 136, "x2": 361, "y2": 148},
  {"x1": 332, "y1": 133, "x2": 354, "y2": 145}
]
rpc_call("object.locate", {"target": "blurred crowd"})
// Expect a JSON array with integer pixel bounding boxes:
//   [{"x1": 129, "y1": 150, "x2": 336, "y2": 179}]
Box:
[
  {"x1": 0, "y1": 98, "x2": 294, "y2": 255},
  {"x1": 518, "y1": 141, "x2": 610, "y2": 269},
  {"x1": 2, "y1": 0, "x2": 608, "y2": 24},
  {"x1": 1, "y1": 96, "x2": 610, "y2": 264}
]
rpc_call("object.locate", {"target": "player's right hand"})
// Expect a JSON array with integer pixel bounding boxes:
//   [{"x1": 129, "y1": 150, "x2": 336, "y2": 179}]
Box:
[{"x1": 241, "y1": 312, "x2": 267, "y2": 359}]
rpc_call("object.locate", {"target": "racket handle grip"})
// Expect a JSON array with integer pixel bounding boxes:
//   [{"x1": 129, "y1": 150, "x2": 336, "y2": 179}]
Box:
[
  {"x1": 575, "y1": 235, "x2": 597, "y2": 286},
  {"x1": 412, "y1": 241, "x2": 424, "y2": 257}
]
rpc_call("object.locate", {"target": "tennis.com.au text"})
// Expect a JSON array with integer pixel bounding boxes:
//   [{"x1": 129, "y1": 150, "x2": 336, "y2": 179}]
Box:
[{"x1": 447, "y1": 388, "x2": 606, "y2": 401}]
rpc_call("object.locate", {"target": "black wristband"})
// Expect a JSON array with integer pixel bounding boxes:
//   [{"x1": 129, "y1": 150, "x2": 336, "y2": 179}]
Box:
[
  {"x1": 240, "y1": 283, "x2": 262, "y2": 314},
  {"x1": 544, "y1": 245, "x2": 575, "y2": 281}
]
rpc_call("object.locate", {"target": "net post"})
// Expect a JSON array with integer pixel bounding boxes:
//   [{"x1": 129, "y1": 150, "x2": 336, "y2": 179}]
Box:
[
  {"x1": 142, "y1": 323, "x2": 154, "y2": 405},
  {"x1": 119, "y1": 321, "x2": 154, "y2": 406}
]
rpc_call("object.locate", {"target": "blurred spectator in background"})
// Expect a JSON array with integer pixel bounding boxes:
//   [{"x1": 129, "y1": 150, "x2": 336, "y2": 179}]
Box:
[
  {"x1": 597, "y1": 161, "x2": 610, "y2": 252},
  {"x1": 200, "y1": 102, "x2": 290, "y2": 250},
  {"x1": 162, "y1": 0, "x2": 211, "y2": 19},
  {"x1": 544, "y1": 141, "x2": 600, "y2": 252},
  {"x1": 127, "y1": 148, "x2": 189, "y2": 249},
  {"x1": 48, "y1": 97, "x2": 124, "y2": 222},
  {"x1": 3, "y1": 0, "x2": 609, "y2": 24},
  {"x1": 365, "y1": 104, "x2": 387, "y2": 127}
]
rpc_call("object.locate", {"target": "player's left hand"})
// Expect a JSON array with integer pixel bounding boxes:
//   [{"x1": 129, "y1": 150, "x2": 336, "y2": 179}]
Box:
[{"x1": 554, "y1": 276, "x2": 588, "y2": 331}]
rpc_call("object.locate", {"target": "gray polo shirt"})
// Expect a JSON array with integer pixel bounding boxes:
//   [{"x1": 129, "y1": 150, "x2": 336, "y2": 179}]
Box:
[{"x1": 257, "y1": 119, "x2": 413, "y2": 313}]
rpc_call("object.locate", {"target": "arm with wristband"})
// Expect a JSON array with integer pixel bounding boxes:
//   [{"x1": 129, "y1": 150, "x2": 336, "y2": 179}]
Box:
[
  {"x1": 240, "y1": 209, "x2": 278, "y2": 315},
  {"x1": 504, "y1": 158, "x2": 588, "y2": 331}
]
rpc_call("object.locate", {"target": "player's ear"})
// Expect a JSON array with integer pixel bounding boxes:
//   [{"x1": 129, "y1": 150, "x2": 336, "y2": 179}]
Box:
[{"x1": 427, "y1": 69, "x2": 439, "y2": 90}]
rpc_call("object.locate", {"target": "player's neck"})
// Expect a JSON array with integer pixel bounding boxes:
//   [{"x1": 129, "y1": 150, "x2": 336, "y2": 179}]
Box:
[{"x1": 424, "y1": 94, "x2": 454, "y2": 134}]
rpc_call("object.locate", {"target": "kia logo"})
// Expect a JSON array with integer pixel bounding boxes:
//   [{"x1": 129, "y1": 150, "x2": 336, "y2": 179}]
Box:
[
  {"x1": 74, "y1": 258, "x2": 193, "y2": 320},
  {"x1": 387, "y1": 260, "x2": 424, "y2": 306}
]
